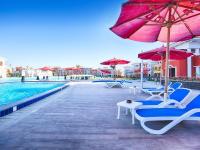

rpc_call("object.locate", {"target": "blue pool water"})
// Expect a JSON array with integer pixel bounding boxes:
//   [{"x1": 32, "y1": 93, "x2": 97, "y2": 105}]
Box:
[
  {"x1": 0, "y1": 76, "x2": 67, "y2": 82},
  {"x1": 0, "y1": 82, "x2": 65, "y2": 106}
]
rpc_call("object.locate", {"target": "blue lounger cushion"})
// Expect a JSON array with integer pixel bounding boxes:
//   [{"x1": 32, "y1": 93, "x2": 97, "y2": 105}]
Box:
[
  {"x1": 170, "y1": 82, "x2": 182, "y2": 90},
  {"x1": 169, "y1": 88, "x2": 190, "y2": 102},
  {"x1": 136, "y1": 108, "x2": 187, "y2": 117},
  {"x1": 136, "y1": 88, "x2": 190, "y2": 106},
  {"x1": 136, "y1": 107, "x2": 200, "y2": 118}
]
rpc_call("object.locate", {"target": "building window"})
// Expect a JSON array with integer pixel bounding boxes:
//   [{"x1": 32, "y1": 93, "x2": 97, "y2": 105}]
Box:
[
  {"x1": 196, "y1": 67, "x2": 200, "y2": 77},
  {"x1": 197, "y1": 49, "x2": 200, "y2": 55},
  {"x1": 181, "y1": 49, "x2": 187, "y2": 52},
  {"x1": 191, "y1": 49, "x2": 196, "y2": 53}
]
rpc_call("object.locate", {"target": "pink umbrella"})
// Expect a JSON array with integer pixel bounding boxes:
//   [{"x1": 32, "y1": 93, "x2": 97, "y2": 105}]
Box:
[
  {"x1": 111, "y1": 0, "x2": 200, "y2": 99},
  {"x1": 138, "y1": 46, "x2": 193, "y2": 61},
  {"x1": 138, "y1": 46, "x2": 193, "y2": 84}
]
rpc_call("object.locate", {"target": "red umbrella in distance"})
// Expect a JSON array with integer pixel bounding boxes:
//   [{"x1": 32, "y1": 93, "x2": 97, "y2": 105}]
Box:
[
  {"x1": 100, "y1": 58, "x2": 130, "y2": 66},
  {"x1": 64, "y1": 67, "x2": 75, "y2": 71},
  {"x1": 100, "y1": 58, "x2": 130, "y2": 79},
  {"x1": 138, "y1": 46, "x2": 193, "y2": 61},
  {"x1": 39, "y1": 67, "x2": 53, "y2": 71},
  {"x1": 138, "y1": 46, "x2": 193, "y2": 84}
]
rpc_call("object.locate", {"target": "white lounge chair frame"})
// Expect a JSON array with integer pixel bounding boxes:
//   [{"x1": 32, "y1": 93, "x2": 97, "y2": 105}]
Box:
[
  {"x1": 106, "y1": 82, "x2": 124, "y2": 88},
  {"x1": 106, "y1": 81, "x2": 130, "y2": 88},
  {"x1": 135, "y1": 108, "x2": 200, "y2": 135},
  {"x1": 143, "y1": 83, "x2": 182, "y2": 100}
]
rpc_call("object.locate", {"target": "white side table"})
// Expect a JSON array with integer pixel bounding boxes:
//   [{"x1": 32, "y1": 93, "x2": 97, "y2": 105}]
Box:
[
  {"x1": 129, "y1": 86, "x2": 139, "y2": 95},
  {"x1": 117, "y1": 100, "x2": 142, "y2": 124}
]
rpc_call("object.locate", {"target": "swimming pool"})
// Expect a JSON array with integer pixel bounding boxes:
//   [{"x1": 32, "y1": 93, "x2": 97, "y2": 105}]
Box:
[{"x1": 0, "y1": 82, "x2": 66, "y2": 107}]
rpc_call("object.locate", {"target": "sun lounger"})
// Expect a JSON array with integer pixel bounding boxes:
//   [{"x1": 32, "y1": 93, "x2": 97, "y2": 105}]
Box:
[
  {"x1": 106, "y1": 80, "x2": 132, "y2": 88},
  {"x1": 142, "y1": 82, "x2": 172, "y2": 91},
  {"x1": 136, "y1": 88, "x2": 191, "y2": 109},
  {"x1": 142, "y1": 82, "x2": 182, "y2": 100},
  {"x1": 106, "y1": 81, "x2": 124, "y2": 88},
  {"x1": 135, "y1": 95, "x2": 200, "y2": 135},
  {"x1": 117, "y1": 88, "x2": 191, "y2": 125}
]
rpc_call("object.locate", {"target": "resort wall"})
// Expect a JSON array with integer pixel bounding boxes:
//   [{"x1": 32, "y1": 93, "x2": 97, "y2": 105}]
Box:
[
  {"x1": 170, "y1": 59, "x2": 187, "y2": 77},
  {"x1": 161, "y1": 56, "x2": 200, "y2": 78},
  {"x1": 162, "y1": 80, "x2": 200, "y2": 90}
]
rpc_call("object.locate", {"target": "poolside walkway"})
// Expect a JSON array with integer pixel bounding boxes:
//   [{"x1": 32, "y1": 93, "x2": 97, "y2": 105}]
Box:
[{"x1": 0, "y1": 82, "x2": 200, "y2": 150}]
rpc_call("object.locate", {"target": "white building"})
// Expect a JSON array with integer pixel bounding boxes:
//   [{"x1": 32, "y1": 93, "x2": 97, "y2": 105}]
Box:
[{"x1": 0, "y1": 57, "x2": 7, "y2": 78}]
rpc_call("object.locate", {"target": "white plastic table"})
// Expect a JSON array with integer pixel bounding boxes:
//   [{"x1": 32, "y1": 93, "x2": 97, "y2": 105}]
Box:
[
  {"x1": 117, "y1": 100, "x2": 142, "y2": 124},
  {"x1": 129, "y1": 86, "x2": 140, "y2": 95}
]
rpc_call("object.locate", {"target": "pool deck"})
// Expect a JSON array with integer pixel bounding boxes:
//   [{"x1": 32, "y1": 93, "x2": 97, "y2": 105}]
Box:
[{"x1": 0, "y1": 81, "x2": 200, "y2": 150}]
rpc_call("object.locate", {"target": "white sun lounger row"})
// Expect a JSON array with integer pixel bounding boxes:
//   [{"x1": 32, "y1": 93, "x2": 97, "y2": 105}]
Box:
[{"x1": 142, "y1": 82, "x2": 182, "y2": 100}]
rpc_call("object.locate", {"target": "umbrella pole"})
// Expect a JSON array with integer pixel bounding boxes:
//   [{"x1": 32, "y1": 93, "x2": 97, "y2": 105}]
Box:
[
  {"x1": 160, "y1": 56, "x2": 164, "y2": 86},
  {"x1": 164, "y1": 25, "x2": 171, "y2": 102},
  {"x1": 160, "y1": 60, "x2": 162, "y2": 86},
  {"x1": 141, "y1": 50, "x2": 144, "y2": 89},
  {"x1": 111, "y1": 65, "x2": 116, "y2": 80}
]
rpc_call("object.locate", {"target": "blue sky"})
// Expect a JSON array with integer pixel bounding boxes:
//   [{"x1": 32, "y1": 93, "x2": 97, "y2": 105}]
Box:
[{"x1": 0, "y1": 0, "x2": 161, "y2": 68}]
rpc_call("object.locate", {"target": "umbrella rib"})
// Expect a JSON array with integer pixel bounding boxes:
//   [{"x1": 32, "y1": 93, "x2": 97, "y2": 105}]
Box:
[
  {"x1": 172, "y1": 2, "x2": 179, "y2": 17},
  {"x1": 127, "y1": 7, "x2": 169, "y2": 39},
  {"x1": 173, "y1": 1, "x2": 200, "y2": 23},
  {"x1": 136, "y1": 17, "x2": 165, "y2": 25},
  {"x1": 112, "y1": 4, "x2": 166, "y2": 29},
  {"x1": 137, "y1": 7, "x2": 169, "y2": 25},
  {"x1": 173, "y1": 6, "x2": 195, "y2": 38},
  {"x1": 173, "y1": 12, "x2": 200, "y2": 24},
  {"x1": 178, "y1": 2, "x2": 200, "y2": 12}
]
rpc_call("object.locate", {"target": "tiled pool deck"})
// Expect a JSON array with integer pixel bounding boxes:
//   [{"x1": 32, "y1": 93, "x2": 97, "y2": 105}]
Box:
[{"x1": 0, "y1": 81, "x2": 200, "y2": 150}]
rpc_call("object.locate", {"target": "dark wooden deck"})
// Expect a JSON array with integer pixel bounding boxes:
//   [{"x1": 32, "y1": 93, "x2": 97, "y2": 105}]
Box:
[{"x1": 0, "y1": 82, "x2": 200, "y2": 150}]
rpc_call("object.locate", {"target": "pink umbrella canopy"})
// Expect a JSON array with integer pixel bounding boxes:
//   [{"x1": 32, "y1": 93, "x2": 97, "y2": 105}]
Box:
[
  {"x1": 111, "y1": 0, "x2": 200, "y2": 99},
  {"x1": 138, "y1": 46, "x2": 193, "y2": 61},
  {"x1": 100, "y1": 58, "x2": 130, "y2": 66},
  {"x1": 111, "y1": 0, "x2": 200, "y2": 42}
]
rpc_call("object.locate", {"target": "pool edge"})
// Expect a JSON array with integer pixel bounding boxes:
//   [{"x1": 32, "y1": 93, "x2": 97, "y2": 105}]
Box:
[{"x1": 0, "y1": 83, "x2": 69, "y2": 117}]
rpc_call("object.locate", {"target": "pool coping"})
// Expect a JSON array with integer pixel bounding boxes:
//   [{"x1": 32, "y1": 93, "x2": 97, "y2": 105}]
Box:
[{"x1": 0, "y1": 83, "x2": 69, "y2": 117}]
